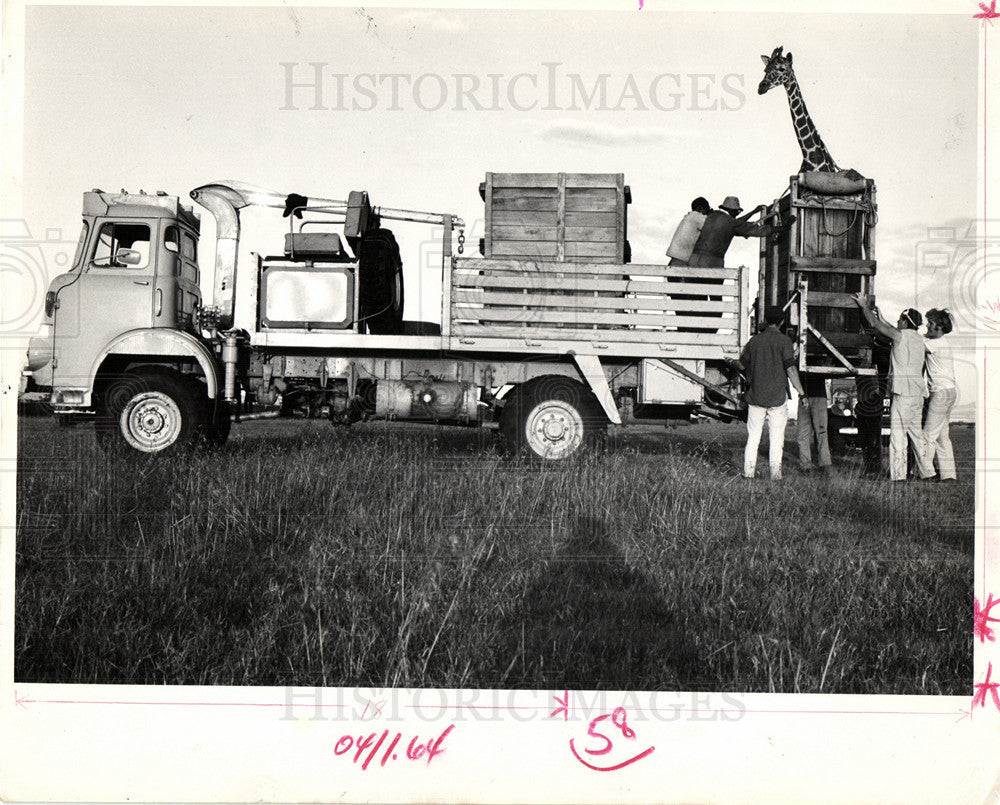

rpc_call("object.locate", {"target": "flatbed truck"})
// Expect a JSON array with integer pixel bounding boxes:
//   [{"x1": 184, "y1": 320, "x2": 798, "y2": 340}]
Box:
[{"x1": 22, "y1": 173, "x2": 758, "y2": 460}]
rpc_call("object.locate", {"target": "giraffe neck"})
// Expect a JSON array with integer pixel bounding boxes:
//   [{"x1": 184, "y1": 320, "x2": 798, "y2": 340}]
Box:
[{"x1": 784, "y1": 74, "x2": 839, "y2": 173}]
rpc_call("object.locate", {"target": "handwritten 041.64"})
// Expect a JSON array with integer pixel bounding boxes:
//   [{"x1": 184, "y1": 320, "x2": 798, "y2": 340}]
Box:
[{"x1": 334, "y1": 724, "x2": 455, "y2": 771}]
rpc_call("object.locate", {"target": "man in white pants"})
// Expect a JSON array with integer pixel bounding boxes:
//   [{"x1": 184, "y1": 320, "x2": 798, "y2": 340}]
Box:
[
  {"x1": 853, "y1": 295, "x2": 934, "y2": 482},
  {"x1": 922, "y1": 308, "x2": 957, "y2": 481},
  {"x1": 730, "y1": 306, "x2": 804, "y2": 480}
]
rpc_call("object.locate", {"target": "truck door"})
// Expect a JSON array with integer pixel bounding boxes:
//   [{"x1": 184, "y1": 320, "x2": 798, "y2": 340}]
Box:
[
  {"x1": 51, "y1": 220, "x2": 156, "y2": 388},
  {"x1": 154, "y1": 225, "x2": 201, "y2": 331}
]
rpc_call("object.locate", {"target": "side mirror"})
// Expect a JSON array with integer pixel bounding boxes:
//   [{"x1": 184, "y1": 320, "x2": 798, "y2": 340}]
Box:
[{"x1": 115, "y1": 248, "x2": 142, "y2": 265}]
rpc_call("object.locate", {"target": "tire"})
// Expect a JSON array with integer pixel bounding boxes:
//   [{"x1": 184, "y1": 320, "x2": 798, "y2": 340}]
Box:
[
  {"x1": 95, "y1": 368, "x2": 201, "y2": 454},
  {"x1": 358, "y1": 228, "x2": 404, "y2": 334},
  {"x1": 499, "y1": 376, "x2": 607, "y2": 461}
]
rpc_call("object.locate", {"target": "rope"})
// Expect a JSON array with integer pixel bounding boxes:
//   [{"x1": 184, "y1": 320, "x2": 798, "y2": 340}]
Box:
[{"x1": 818, "y1": 185, "x2": 878, "y2": 237}]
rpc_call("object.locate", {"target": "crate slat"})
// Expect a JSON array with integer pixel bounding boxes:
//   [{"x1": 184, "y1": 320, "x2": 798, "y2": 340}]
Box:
[
  {"x1": 491, "y1": 225, "x2": 560, "y2": 241},
  {"x1": 806, "y1": 291, "x2": 862, "y2": 309},
  {"x1": 492, "y1": 211, "x2": 559, "y2": 226},
  {"x1": 490, "y1": 172, "x2": 622, "y2": 188},
  {"x1": 490, "y1": 242, "x2": 560, "y2": 258},
  {"x1": 791, "y1": 257, "x2": 876, "y2": 275},
  {"x1": 564, "y1": 188, "x2": 618, "y2": 212},
  {"x1": 492, "y1": 187, "x2": 560, "y2": 199},
  {"x1": 565, "y1": 211, "x2": 618, "y2": 227},
  {"x1": 490, "y1": 196, "x2": 560, "y2": 212},
  {"x1": 564, "y1": 226, "x2": 618, "y2": 242},
  {"x1": 564, "y1": 242, "x2": 619, "y2": 258}
]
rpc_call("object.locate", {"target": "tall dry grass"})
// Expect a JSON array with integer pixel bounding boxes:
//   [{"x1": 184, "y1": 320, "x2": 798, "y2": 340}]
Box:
[{"x1": 15, "y1": 418, "x2": 973, "y2": 693}]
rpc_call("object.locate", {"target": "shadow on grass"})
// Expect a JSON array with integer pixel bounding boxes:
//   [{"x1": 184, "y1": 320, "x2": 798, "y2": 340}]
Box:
[{"x1": 504, "y1": 515, "x2": 699, "y2": 691}]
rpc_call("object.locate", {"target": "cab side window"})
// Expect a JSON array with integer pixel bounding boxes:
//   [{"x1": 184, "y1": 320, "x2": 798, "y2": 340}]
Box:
[
  {"x1": 164, "y1": 225, "x2": 180, "y2": 254},
  {"x1": 92, "y1": 222, "x2": 151, "y2": 268},
  {"x1": 163, "y1": 227, "x2": 199, "y2": 283}
]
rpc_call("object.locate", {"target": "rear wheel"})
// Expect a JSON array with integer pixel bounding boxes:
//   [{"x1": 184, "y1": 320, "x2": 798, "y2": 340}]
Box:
[
  {"x1": 96, "y1": 368, "x2": 201, "y2": 454},
  {"x1": 499, "y1": 376, "x2": 606, "y2": 461}
]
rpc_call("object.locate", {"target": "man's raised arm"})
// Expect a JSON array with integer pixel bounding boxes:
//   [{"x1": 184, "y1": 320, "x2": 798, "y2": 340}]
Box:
[{"x1": 853, "y1": 292, "x2": 901, "y2": 344}]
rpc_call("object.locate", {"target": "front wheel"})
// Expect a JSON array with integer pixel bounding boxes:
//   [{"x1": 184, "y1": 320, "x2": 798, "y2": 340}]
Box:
[
  {"x1": 96, "y1": 369, "x2": 201, "y2": 454},
  {"x1": 499, "y1": 376, "x2": 607, "y2": 461}
]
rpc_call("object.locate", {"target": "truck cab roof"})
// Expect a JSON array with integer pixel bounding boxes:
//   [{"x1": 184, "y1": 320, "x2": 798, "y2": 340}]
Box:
[{"x1": 83, "y1": 190, "x2": 200, "y2": 233}]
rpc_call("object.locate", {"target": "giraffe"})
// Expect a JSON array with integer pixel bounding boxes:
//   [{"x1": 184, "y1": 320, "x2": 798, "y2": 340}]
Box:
[{"x1": 758, "y1": 45, "x2": 841, "y2": 174}]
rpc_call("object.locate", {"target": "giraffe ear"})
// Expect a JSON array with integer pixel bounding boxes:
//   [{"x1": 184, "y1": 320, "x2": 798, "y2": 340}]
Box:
[
  {"x1": 786, "y1": 51, "x2": 793, "y2": 64},
  {"x1": 760, "y1": 54, "x2": 770, "y2": 65}
]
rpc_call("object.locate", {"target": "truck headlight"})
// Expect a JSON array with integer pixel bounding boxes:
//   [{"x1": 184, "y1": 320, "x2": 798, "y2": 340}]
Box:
[{"x1": 831, "y1": 390, "x2": 850, "y2": 414}]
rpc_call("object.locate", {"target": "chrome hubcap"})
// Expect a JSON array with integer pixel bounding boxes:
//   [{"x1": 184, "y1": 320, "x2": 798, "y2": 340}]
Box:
[
  {"x1": 525, "y1": 401, "x2": 584, "y2": 460},
  {"x1": 121, "y1": 392, "x2": 182, "y2": 452}
]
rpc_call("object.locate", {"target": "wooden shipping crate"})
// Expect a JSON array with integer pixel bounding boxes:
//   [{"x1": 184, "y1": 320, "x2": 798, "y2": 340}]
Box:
[
  {"x1": 480, "y1": 173, "x2": 631, "y2": 263},
  {"x1": 759, "y1": 175, "x2": 878, "y2": 370}
]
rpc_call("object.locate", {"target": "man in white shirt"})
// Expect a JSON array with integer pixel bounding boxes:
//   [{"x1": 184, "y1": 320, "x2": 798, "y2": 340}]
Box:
[
  {"x1": 853, "y1": 295, "x2": 934, "y2": 482},
  {"x1": 922, "y1": 308, "x2": 958, "y2": 481}
]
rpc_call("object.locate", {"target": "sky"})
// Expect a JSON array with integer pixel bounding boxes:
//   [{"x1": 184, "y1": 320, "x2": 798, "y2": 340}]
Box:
[{"x1": 10, "y1": 5, "x2": 981, "y2": 412}]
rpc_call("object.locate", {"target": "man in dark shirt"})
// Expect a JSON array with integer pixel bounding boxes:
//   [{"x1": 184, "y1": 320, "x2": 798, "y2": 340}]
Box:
[
  {"x1": 689, "y1": 196, "x2": 778, "y2": 267},
  {"x1": 730, "y1": 305, "x2": 805, "y2": 480}
]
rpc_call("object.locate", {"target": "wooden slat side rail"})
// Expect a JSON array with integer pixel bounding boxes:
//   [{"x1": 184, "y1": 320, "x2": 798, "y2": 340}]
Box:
[
  {"x1": 451, "y1": 323, "x2": 736, "y2": 346},
  {"x1": 452, "y1": 290, "x2": 738, "y2": 312},
  {"x1": 455, "y1": 258, "x2": 739, "y2": 280},
  {"x1": 453, "y1": 274, "x2": 736, "y2": 296},
  {"x1": 452, "y1": 307, "x2": 738, "y2": 329}
]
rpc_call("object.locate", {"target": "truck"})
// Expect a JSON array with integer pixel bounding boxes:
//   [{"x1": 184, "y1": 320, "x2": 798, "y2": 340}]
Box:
[{"x1": 23, "y1": 173, "x2": 759, "y2": 460}]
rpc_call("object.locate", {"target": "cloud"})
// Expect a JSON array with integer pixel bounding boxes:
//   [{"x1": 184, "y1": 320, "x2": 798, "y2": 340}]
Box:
[
  {"x1": 536, "y1": 118, "x2": 678, "y2": 147},
  {"x1": 388, "y1": 10, "x2": 468, "y2": 34}
]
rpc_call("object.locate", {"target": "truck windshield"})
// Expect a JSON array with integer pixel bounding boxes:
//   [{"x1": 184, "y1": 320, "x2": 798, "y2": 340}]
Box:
[{"x1": 92, "y1": 222, "x2": 151, "y2": 268}]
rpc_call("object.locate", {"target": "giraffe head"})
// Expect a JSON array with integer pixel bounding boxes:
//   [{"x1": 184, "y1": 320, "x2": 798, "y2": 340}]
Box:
[{"x1": 758, "y1": 45, "x2": 794, "y2": 95}]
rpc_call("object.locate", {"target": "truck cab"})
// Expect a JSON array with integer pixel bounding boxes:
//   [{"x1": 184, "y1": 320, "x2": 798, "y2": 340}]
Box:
[{"x1": 25, "y1": 190, "x2": 223, "y2": 451}]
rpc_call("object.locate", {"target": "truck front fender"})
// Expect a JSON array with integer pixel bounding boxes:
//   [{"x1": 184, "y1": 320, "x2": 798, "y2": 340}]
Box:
[{"x1": 90, "y1": 329, "x2": 220, "y2": 400}]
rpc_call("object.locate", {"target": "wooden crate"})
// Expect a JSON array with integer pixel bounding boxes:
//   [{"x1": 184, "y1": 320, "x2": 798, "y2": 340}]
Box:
[
  {"x1": 480, "y1": 173, "x2": 630, "y2": 264},
  {"x1": 759, "y1": 175, "x2": 878, "y2": 370}
]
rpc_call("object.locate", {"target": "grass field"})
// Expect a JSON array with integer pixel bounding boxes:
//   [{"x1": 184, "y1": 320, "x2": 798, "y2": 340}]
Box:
[{"x1": 15, "y1": 415, "x2": 974, "y2": 694}]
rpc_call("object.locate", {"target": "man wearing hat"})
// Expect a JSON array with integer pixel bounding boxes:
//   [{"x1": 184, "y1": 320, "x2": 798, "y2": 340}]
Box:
[{"x1": 688, "y1": 196, "x2": 781, "y2": 267}]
